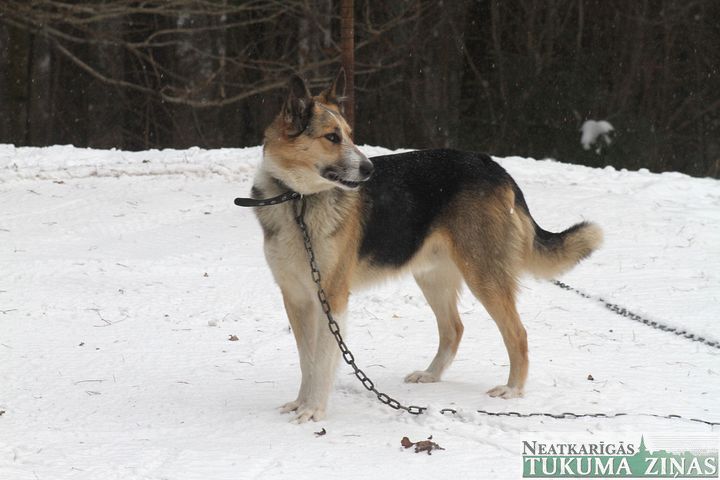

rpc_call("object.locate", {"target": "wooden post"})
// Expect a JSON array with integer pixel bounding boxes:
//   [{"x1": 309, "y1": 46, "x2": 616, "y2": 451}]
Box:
[{"x1": 340, "y1": 0, "x2": 354, "y2": 132}]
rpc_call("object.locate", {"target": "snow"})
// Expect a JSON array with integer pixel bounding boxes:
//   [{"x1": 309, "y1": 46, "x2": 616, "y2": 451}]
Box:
[
  {"x1": 581, "y1": 120, "x2": 614, "y2": 152},
  {"x1": 1, "y1": 144, "x2": 719, "y2": 480}
]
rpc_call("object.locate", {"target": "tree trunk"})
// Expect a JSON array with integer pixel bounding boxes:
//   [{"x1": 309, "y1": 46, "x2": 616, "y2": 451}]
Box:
[
  {"x1": 3, "y1": 25, "x2": 31, "y2": 145},
  {"x1": 409, "y1": 0, "x2": 470, "y2": 148},
  {"x1": 340, "y1": 0, "x2": 355, "y2": 132}
]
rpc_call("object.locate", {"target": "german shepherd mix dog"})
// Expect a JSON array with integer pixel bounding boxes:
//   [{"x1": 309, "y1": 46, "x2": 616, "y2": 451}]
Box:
[{"x1": 251, "y1": 70, "x2": 602, "y2": 423}]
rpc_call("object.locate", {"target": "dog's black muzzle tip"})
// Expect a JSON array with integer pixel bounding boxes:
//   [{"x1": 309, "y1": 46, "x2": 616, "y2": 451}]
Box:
[{"x1": 359, "y1": 159, "x2": 374, "y2": 181}]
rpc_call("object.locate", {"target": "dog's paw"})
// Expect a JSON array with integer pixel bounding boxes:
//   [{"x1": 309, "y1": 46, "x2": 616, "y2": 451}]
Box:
[
  {"x1": 279, "y1": 400, "x2": 301, "y2": 414},
  {"x1": 404, "y1": 370, "x2": 440, "y2": 383},
  {"x1": 487, "y1": 385, "x2": 523, "y2": 399},
  {"x1": 291, "y1": 406, "x2": 326, "y2": 424},
  {"x1": 279, "y1": 400, "x2": 325, "y2": 423}
]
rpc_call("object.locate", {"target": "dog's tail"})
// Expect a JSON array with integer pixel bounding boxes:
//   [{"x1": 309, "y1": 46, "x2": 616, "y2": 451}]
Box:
[
  {"x1": 511, "y1": 182, "x2": 603, "y2": 278},
  {"x1": 524, "y1": 220, "x2": 603, "y2": 278}
]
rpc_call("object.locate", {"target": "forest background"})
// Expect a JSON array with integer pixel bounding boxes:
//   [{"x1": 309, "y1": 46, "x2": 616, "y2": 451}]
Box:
[{"x1": 1, "y1": 0, "x2": 718, "y2": 177}]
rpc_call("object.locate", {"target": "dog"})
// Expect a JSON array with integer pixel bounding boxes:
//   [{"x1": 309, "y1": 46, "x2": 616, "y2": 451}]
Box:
[{"x1": 250, "y1": 69, "x2": 603, "y2": 423}]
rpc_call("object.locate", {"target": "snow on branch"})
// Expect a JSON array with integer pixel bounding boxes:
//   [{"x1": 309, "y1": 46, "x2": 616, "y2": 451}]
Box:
[{"x1": 581, "y1": 120, "x2": 615, "y2": 154}]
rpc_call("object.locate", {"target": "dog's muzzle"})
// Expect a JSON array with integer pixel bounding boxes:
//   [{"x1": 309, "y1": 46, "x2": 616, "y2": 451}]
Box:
[{"x1": 322, "y1": 159, "x2": 374, "y2": 189}]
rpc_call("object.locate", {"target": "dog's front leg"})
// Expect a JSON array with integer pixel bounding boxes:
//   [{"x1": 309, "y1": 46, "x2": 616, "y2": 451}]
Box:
[
  {"x1": 279, "y1": 286, "x2": 346, "y2": 423},
  {"x1": 279, "y1": 288, "x2": 318, "y2": 418}
]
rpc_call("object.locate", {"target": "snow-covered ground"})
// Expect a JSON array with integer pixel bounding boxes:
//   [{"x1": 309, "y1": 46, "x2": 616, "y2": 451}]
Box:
[{"x1": 1, "y1": 144, "x2": 718, "y2": 479}]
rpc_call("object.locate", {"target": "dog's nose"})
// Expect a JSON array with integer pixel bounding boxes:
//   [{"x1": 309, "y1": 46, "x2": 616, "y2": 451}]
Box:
[{"x1": 359, "y1": 160, "x2": 374, "y2": 180}]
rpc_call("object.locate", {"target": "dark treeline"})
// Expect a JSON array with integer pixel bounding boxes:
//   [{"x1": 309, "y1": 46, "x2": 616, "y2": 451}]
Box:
[{"x1": 1, "y1": 1, "x2": 718, "y2": 177}]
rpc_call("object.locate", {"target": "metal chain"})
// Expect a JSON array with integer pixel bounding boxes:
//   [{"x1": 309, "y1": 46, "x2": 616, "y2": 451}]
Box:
[
  {"x1": 440, "y1": 409, "x2": 720, "y2": 427},
  {"x1": 293, "y1": 197, "x2": 426, "y2": 415},
  {"x1": 291, "y1": 197, "x2": 719, "y2": 427},
  {"x1": 552, "y1": 280, "x2": 720, "y2": 350}
]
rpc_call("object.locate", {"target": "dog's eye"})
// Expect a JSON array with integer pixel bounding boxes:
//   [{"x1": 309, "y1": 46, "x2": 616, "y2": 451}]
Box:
[{"x1": 324, "y1": 133, "x2": 341, "y2": 144}]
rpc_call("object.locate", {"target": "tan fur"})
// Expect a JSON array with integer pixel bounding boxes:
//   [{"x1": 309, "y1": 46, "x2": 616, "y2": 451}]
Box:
[
  {"x1": 262, "y1": 103, "x2": 356, "y2": 195},
  {"x1": 405, "y1": 230, "x2": 465, "y2": 383},
  {"x1": 524, "y1": 222, "x2": 604, "y2": 278},
  {"x1": 253, "y1": 73, "x2": 602, "y2": 423}
]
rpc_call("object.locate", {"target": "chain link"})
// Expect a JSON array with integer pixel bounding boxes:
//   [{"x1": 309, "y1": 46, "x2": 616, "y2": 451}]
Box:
[{"x1": 290, "y1": 197, "x2": 719, "y2": 427}]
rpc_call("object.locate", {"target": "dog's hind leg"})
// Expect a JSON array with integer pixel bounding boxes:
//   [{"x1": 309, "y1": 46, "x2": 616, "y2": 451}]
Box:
[
  {"x1": 464, "y1": 274, "x2": 528, "y2": 399},
  {"x1": 446, "y1": 188, "x2": 529, "y2": 398},
  {"x1": 405, "y1": 262, "x2": 464, "y2": 383}
]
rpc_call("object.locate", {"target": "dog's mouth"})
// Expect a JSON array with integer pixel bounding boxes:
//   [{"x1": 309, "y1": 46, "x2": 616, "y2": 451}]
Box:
[{"x1": 321, "y1": 170, "x2": 364, "y2": 190}]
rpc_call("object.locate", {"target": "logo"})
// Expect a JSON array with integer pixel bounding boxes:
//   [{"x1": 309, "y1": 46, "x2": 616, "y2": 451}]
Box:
[{"x1": 522, "y1": 435, "x2": 719, "y2": 478}]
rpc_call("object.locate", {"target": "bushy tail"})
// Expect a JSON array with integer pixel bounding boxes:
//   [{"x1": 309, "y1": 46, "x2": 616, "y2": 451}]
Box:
[{"x1": 525, "y1": 220, "x2": 603, "y2": 279}]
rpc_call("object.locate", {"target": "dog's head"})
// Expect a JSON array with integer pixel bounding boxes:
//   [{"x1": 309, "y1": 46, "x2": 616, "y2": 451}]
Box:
[{"x1": 262, "y1": 70, "x2": 373, "y2": 194}]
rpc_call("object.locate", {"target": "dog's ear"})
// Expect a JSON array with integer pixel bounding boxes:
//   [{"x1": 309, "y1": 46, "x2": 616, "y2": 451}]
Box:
[
  {"x1": 282, "y1": 74, "x2": 314, "y2": 136},
  {"x1": 319, "y1": 68, "x2": 347, "y2": 107}
]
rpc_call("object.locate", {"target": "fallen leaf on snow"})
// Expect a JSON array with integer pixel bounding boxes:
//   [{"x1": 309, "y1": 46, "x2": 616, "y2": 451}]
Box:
[
  {"x1": 228, "y1": 335, "x2": 239, "y2": 341},
  {"x1": 401, "y1": 436, "x2": 445, "y2": 455}
]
